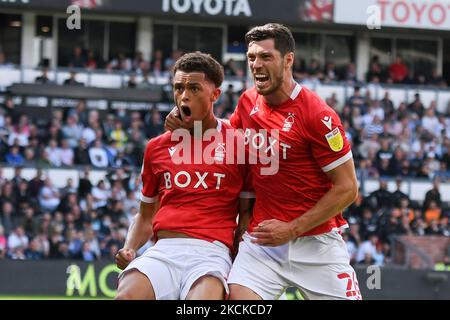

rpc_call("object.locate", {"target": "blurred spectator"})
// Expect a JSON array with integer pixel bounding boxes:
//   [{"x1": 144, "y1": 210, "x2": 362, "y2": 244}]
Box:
[
  {"x1": 429, "y1": 68, "x2": 447, "y2": 87},
  {"x1": 408, "y1": 93, "x2": 425, "y2": 118},
  {"x1": 423, "y1": 178, "x2": 442, "y2": 211},
  {"x1": 70, "y1": 101, "x2": 89, "y2": 127},
  {"x1": 5, "y1": 146, "x2": 25, "y2": 166},
  {"x1": 424, "y1": 200, "x2": 441, "y2": 225},
  {"x1": 25, "y1": 237, "x2": 44, "y2": 260},
  {"x1": 85, "y1": 49, "x2": 98, "y2": 70},
  {"x1": 107, "y1": 52, "x2": 132, "y2": 71},
  {"x1": 91, "y1": 180, "x2": 110, "y2": 210},
  {"x1": 325, "y1": 92, "x2": 339, "y2": 110},
  {"x1": 89, "y1": 139, "x2": 109, "y2": 168},
  {"x1": 348, "y1": 86, "x2": 367, "y2": 114},
  {"x1": 67, "y1": 229, "x2": 83, "y2": 258},
  {"x1": 68, "y1": 46, "x2": 86, "y2": 68},
  {"x1": 62, "y1": 113, "x2": 87, "y2": 146},
  {"x1": 343, "y1": 62, "x2": 357, "y2": 83},
  {"x1": 137, "y1": 72, "x2": 152, "y2": 89},
  {"x1": 150, "y1": 49, "x2": 165, "y2": 76},
  {"x1": 425, "y1": 218, "x2": 441, "y2": 235},
  {"x1": 112, "y1": 150, "x2": 133, "y2": 169},
  {"x1": 367, "y1": 178, "x2": 393, "y2": 210},
  {"x1": 224, "y1": 58, "x2": 243, "y2": 77},
  {"x1": 53, "y1": 241, "x2": 71, "y2": 259},
  {"x1": 164, "y1": 50, "x2": 183, "y2": 73},
  {"x1": 391, "y1": 177, "x2": 409, "y2": 207},
  {"x1": 132, "y1": 51, "x2": 149, "y2": 74},
  {"x1": 2, "y1": 96, "x2": 18, "y2": 123},
  {"x1": 145, "y1": 107, "x2": 164, "y2": 138},
  {"x1": 126, "y1": 73, "x2": 138, "y2": 88},
  {"x1": 110, "y1": 119, "x2": 128, "y2": 150},
  {"x1": 61, "y1": 178, "x2": 77, "y2": 198},
  {"x1": 78, "y1": 168, "x2": 93, "y2": 200},
  {"x1": 216, "y1": 84, "x2": 238, "y2": 117},
  {"x1": 389, "y1": 56, "x2": 408, "y2": 83},
  {"x1": 84, "y1": 229, "x2": 101, "y2": 259},
  {"x1": 0, "y1": 51, "x2": 14, "y2": 69},
  {"x1": 44, "y1": 139, "x2": 62, "y2": 167},
  {"x1": 323, "y1": 62, "x2": 337, "y2": 83},
  {"x1": 1, "y1": 201, "x2": 15, "y2": 236},
  {"x1": 7, "y1": 226, "x2": 29, "y2": 259},
  {"x1": 292, "y1": 57, "x2": 307, "y2": 81},
  {"x1": 63, "y1": 71, "x2": 84, "y2": 86},
  {"x1": 39, "y1": 178, "x2": 61, "y2": 212},
  {"x1": 366, "y1": 55, "x2": 383, "y2": 83},
  {"x1": 35, "y1": 67, "x2": 53, "y2": 84},
  {"x1": 379, "y1": 92, "x2": 395, "y2": 117},
  {"x1": 60, "y1": 139, "x2": 74, "y2": 166},
  {"x1": 356, "y1": 233, "x2": 381, "y2": 265},
  {"x1": 74, "y1": 138, "x2": 91, "y2": 165},
  {"x1": 422, "y1": 107, "x2": 439, "y2": 137},
  {"x1": 434, "y1": 162, "x2": 450, "y2": 182}
]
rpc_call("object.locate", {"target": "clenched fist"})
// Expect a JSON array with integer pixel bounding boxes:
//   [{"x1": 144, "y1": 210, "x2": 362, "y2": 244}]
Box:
[{"x1": 115, "y1": 248, "x2": 137, "y2": 270}]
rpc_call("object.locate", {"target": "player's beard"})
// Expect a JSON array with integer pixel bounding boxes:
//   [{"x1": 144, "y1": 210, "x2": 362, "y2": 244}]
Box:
[{"x1": 255, "y1": 63, "x2": 284, "y2": 96}]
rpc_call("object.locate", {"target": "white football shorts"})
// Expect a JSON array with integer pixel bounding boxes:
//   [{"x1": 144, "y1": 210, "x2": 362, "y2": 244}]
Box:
[
  {"x1": 228, "y1": 231, "x2": 362, "y2": 300},
  {"x1": 119, "y1": 237, "x2": 232, "y2": 299}
]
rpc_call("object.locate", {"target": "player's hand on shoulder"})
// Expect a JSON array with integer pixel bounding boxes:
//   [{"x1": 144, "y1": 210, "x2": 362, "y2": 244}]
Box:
[
  {"x1": 164, "y1": 106, "x2": 185, "y2": 132},
  {"x1": 115, "y1": 247, "x2": 137, "y2": 270}
]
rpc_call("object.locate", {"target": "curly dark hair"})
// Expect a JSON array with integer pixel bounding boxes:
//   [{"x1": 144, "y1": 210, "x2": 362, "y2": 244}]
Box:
[
  {"x1": 245, "y1": 23, "x2": 295, "y2": 56},
  {"x1": 172, "y1": 51, "x2": 224, "y2": 88}
]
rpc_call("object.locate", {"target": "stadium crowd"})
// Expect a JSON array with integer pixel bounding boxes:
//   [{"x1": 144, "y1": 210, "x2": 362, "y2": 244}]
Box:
[{"x1": 0, "y1": 49, "x2": 450, "y2": 267}]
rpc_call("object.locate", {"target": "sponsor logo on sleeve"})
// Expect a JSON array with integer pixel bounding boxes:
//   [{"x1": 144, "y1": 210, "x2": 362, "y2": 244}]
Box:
[{"x1": 325, "y1": 127, "x2": 343, "y2": 152}]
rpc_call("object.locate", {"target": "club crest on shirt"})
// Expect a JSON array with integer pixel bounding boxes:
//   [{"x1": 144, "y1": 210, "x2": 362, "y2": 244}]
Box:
[
  {"x1": 214, "y1": 143, "x2": 226, "y2": 162},
  {"x1": 325, "y1": 127, "x2": 343, "y2": 152},
  {"x1": 282, "y1": 113, "x2": 295, "y2": 132}
]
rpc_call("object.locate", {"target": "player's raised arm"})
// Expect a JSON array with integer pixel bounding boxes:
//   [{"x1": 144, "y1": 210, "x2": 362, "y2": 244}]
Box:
[
  {"x1": 115, "y1": 200, "x2": 159, "y2": 270},
  {"x1": 164, "y1": 106, "x2": 186, "y2": 132}
]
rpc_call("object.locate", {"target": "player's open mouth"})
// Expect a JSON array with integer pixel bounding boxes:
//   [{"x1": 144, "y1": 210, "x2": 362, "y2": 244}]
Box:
[
  {"x1": 180, "y1": 105, "x2": 193, "y2": 123},
  {"x1": 254, "y1": 73, "x2": 269, "y2": 85},
  {"x1": 181, "y1": 106, "x2": 191, "y2": 117}
]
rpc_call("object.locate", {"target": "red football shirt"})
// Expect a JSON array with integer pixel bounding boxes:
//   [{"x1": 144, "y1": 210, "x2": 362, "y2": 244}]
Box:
[
  {"x1": 230, "y1": 83, "x2": 351, "y2": 236},
  {"x1": 140, "y1": 120, "x2": 252, "y2": 250}
]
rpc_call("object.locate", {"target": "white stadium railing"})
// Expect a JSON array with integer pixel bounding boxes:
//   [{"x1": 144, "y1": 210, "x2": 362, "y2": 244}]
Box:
[{"x1": 1, "y1": 66, "x2": 447, "y2": 113}]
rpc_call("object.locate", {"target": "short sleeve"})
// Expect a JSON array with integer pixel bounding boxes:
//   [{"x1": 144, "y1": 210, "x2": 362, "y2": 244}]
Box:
[
  {"x1": 307, "y1": 106, "x2": 352, "y2": 172},
  {"x1": 140, "y1": 141, "x2": 159, "y2": 203}
]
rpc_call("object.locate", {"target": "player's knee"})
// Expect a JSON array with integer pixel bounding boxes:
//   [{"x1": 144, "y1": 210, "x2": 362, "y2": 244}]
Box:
[
  {"x1": 229, "y1": 284, "x2": 262, "y2": 300},
  {"x1": 115, "y1": 287, "x2": 135, "y2": 300}
]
